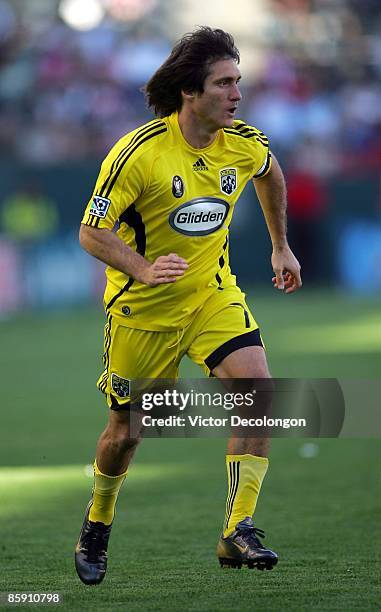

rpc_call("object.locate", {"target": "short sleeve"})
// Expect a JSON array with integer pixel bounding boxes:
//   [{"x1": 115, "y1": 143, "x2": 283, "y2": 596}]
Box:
[{"x1": 251, "y1": 128, "x2": 272, "y2": 179}]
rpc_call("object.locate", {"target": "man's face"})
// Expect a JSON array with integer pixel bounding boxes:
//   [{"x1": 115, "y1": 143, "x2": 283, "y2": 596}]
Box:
[{"x1": 191, "y1": 58, "x2": 242, "y2": 129}]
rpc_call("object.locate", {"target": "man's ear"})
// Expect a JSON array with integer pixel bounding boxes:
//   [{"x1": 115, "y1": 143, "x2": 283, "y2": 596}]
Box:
[{"x1": 181, "y1": 89, "x2": 195, "y2": 102}]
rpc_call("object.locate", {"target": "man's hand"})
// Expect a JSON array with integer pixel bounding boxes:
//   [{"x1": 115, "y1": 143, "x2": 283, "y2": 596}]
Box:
[
  {"x1": 138, "y1": 253, "x2": 188, "y2": 287},
  {"x1": 271, "y1": 246, "x2": 302, "y2": 294}
]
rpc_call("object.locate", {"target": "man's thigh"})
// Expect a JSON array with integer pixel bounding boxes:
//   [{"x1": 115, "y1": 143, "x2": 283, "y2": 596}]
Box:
[
  {"x1": 97, "y1": 316, "x2": 180, "y2": 409},
  {"x1": 186, "y1": 286, "x2": 265, "y2": 376}
]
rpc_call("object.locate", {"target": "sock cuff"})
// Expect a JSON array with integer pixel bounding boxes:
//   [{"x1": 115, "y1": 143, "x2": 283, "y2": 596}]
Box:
[
  {"x1": 226, "y1": 454, "x2": 269, "y2": 465},
  {"x1": 94, "y1": 460, "x2": 128, "y2": 479}
]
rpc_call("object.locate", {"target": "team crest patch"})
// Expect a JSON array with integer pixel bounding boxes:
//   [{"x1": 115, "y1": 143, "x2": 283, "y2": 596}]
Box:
[
  {"x1": 111, "y1": 373, "x2": 130, "y2": 398},
  {"x1": 219, "y1": 168, "x2": 237, "y2": 195},
  {"x1": 172, "y1": 175, "x2": 185, "y2": 198},
  {"x1": 89, "y1": 195, "x2": 111, "y2": 218}
]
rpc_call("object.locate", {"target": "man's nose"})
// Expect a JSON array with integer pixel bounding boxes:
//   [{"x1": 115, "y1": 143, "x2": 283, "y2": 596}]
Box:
[{"x1": 230, "y1": 84, "x2": 242, "y2": 101}]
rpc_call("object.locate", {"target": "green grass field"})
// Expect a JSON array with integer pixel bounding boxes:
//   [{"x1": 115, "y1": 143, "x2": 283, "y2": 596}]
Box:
[{"x1": 1, "y1": 290, "x2": 380, "y2": 610}]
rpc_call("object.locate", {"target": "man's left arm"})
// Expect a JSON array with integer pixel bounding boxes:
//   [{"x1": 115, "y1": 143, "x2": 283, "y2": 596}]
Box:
[{"x1": 252, "y1": 154, "x2": 302, "y2": 294}]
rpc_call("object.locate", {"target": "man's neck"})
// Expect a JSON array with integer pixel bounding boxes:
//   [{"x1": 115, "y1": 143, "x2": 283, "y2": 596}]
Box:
[{"x1": 177, "y1": 109, "x2": 218, "y2": 149}]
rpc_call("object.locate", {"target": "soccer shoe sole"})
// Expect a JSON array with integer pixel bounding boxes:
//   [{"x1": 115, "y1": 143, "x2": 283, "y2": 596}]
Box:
[{"x1": 218, "y1": 556, "x2": 277, "y2": 570}]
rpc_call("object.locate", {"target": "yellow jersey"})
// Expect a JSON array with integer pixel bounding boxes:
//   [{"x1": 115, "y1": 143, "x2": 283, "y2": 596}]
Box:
[{"x1": 81, "y1": 112, "x2": 271, "y2": 330}]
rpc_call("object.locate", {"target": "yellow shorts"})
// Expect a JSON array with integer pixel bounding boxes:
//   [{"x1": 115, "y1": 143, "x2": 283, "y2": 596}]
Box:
[{"x1": 97, "y1": 285, "x2": 264, "y2": 409}]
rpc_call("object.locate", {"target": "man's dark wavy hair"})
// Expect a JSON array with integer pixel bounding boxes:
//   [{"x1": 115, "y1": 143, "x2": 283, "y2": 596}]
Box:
[{"x1": 144, "y1": 27, "x2": 240, "y2": 118}]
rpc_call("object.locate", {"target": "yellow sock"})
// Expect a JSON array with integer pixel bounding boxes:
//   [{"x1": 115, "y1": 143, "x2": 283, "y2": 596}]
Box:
[
  {"x1": 88, "y1": 460, "x2": 127, "y2": 526},
  {"x1": 223, "y1": 454, "x2": 269, "y2": 537}
]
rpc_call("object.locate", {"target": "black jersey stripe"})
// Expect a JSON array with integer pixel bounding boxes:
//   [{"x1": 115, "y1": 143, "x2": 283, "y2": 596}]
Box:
[
  {"x1": 237, "y1": 127, "x2": 261, "y2": 137},
  {"x1": 224, "y1": 126, "x2": 268, "y2": 145},
  {"x1": 236, "y1": 124, "x2": 267, "y2": 138},
  {"x1": 119, "y1": 204, "x2": 146, "y2": 255},
  {"x1": 86, "y1": 214, "x2": 102, "y2": 227},
  {"x1": 235, "y1": 122, "x2": 267, "y2": 139},
  {"x1": 105, "y1": 204, "x2": 146, "y2": 311},
  {"x1": 106, "y1": 278, "x2": 134, "y2": 312},
  {"x1": 109, "y1": 120, "x2": 165, "y2": 176},
  {"x1": 215, "y1": 236, "x2": 228, "y2": 287},
  {"x1": 98, "y1": 121, "x2": 166, "y2": 197},
  {"x1": 256, "y1": 136, "x2": 269, "y2": 146},
  {"x1": 104, "y1": 127, "x2": 167, "y2": 199},
  {"x1": 234, "y1": 122, "x2": 256, "y2": 134},
  {"x1": 98, "y1": 120, "x2": 164, "y2": 196},
  {"x1": 223, "y1": 129, "x2": 257, "y2": 140},
  {"x1": 224, "y1": 128, "x2": 268, "y2": 146},
  {"x1": 236, "y1": 127, "x2": 254, "y2": 135}
]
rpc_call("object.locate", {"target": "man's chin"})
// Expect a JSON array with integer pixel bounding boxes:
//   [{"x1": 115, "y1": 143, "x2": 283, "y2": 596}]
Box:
[
  {"x1": 221, "y1": 117, "x2": 235, "y2": 128},
  {"x1": 210, "y1": 116, "x2": 235, "y2": 130}
]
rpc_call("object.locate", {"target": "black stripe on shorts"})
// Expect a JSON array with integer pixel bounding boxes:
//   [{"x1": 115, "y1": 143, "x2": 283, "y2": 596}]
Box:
[
  {"x1": 205, "y1": 329, "x2": 263, "y2": 371},
  {"x1": 110, "y1": 395, "x2": 131, "y2": 411}
]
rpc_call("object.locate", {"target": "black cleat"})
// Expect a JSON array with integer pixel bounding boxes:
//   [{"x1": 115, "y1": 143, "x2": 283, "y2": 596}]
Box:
[
  {"x1": 217, "y1": 517, "x2": 278, "y2": 571},
  {"x1": 75, "y1": 502, "x2": 112, "y2": 585}
]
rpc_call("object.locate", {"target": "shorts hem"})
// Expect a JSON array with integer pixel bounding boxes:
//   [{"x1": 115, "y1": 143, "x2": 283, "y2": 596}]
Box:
[
  {"x1": 109, "y1": 394, "x2": 131, "y2": 411},
  {"x1": 205, "y1": 329, "x2": 263, "y2": 371}
]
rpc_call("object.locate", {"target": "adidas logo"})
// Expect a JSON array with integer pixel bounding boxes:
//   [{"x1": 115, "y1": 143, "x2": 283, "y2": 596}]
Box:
[{"x1": 193, "y1": 157, "x2": 208, "y2": 171}]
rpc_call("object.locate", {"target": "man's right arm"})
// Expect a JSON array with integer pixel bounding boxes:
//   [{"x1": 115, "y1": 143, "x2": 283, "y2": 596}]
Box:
[{"x1": 79, "y1": 224, "x2": 188, "y2": 287}]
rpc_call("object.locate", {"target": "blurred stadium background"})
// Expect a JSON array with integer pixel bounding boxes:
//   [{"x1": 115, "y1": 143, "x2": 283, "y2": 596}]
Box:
[
  {"x1": 1, "y1": 1, "x2": 380, "y2": 609},
  {"x1": 1, "y1": 0, "x2": 381, "y2": 310}
]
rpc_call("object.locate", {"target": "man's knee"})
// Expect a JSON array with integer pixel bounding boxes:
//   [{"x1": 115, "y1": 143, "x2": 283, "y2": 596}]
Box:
[
  {"x1": 104, "y1": 410, "x2": 142, "y2": 452},
  {"x1": 104, "y1": 426, "x2": 141, "y2": 453}
]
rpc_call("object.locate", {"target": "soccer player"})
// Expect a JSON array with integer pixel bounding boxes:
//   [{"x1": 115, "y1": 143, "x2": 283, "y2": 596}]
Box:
[{"x1": 75, "y1": 27, "x2": 302, "y2": 585}]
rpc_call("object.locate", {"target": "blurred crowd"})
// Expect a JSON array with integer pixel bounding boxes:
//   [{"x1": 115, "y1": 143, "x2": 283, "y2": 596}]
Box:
[
  {"x1": 0, "y1": 0, "x2": 380, "y2": 308},
  {"x1": 0, "y1": 0, "x2": 380, "y2": 176}
]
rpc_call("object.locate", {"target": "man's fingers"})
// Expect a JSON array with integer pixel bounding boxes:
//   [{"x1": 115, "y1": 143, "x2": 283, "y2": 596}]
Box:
[
  {"x1": 145, "y1": 253, "x2": 189, "y2": 286},
  {"x1": 154, "y1": 263, "x2": 187, "y2": 275},
  {"x1": 151, "y1": 273, "x2": 183, "y2": 285},
  {"x1": 158, "y1": 270, "x2": 186, "y2": 278},
  {"x1": 157, "y1": 261, "x2": 188, "y2": 270},
  {"x1": 272, "y1": 271, "x2": 302, "y2": 292},
  {"x1": 155, "y1": 256, "x2": 188, "y2": 271},
  {"x1": 161, "y1": 253, "x2": 188, "y2": 265},
  {"x1": 274, "y1": 270, "x2": 284, "y2": 290}
]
